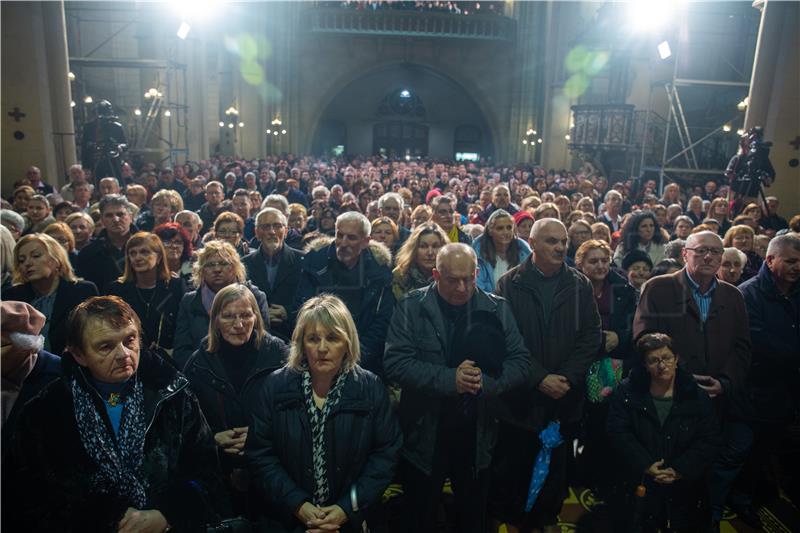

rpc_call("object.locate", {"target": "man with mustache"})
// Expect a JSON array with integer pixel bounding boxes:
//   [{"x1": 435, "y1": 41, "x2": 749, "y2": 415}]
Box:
[
  {"x1": 242, "y1": 208, "x2": 304, "y2": 341},
  {"x1": 491, "y1": 218, "x2": 601, "y2": 533}
]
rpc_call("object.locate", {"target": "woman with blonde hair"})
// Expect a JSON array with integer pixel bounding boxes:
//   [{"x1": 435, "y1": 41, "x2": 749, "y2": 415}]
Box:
[
  {"x1": 184, "y1": 284, "x2": 288, "y2": 521},
  {"x1": 105, "y1": 232, "x2": 186, "y2": 353},
  {"x1": 5, "y1": 233, "x2": 98, "y2": 353},
  {"x1": 247, "y1": 294, "x2": 401, "y2": 533},
  {"x1": 370, "y1": 216, "x2": 400, "y2": 254},
  {"x1": 723, "y1": 224, "x2": 762, "y2": 282},
  {"x1": 706, "y1": 197, "x2": 731, "y2": 235},
  {"x1": 392, "y1": 222, "x2": 450, "y2": 299},
  {"x1": 173, "y1": 240, "x2": 269, "y2": 369},
  {"x1": 410, "y1": 204, "x2": 433, "y2": 228},
  {"x1": 65, "y1": 211, "x2": 95, "y2": 252}
]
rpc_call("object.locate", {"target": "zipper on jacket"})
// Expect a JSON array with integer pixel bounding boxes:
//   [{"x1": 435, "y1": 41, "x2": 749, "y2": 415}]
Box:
[{"x1": 145, "y1": 381, "x2": 187, "y2": 436}]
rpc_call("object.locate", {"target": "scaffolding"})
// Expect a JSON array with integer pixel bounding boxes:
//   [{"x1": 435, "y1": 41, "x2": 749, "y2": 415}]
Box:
[
  {"x1": 638, "y1": 4, "x2": 759, "y2": 193},
  {"x1": 66, "y1": 5, "x2": 190, "y2": 168}
]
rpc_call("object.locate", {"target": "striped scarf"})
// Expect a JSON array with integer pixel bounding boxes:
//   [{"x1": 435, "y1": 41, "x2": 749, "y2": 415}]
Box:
[{"x1": 302, "y1": 368, "x2": 348, "y2": 505}]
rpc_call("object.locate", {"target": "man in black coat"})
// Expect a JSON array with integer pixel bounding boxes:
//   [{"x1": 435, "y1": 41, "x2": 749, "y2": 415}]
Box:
[
  {"x1": 76, "y1": 194, "x2": 137, "y2": 292},
  {"x1": 242, "y1": 207, "x2": 304, "y2": 341},
  {"x1": 739, "y1": 233, "x2": 800, "y2": 505},
  {"x1": 197, "y1": 181, "x2": 227, "y2": 235}
]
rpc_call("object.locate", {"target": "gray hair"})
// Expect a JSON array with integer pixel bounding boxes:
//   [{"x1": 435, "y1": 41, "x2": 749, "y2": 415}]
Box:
[
  {"x1": 312, "y1": 185, "x2": 330, "y2": 198},
  {"x1": 98, "y1": 194, "x2": 134, "y2": 215},
  {"x1": 723, "y1": 247, "x2": 747, "y2": 265},
  {"x1": 1, "y1": 209, "x2": 25, "y2": 232},
  {"x1": 664, "y1": 239, "x2": 686, "y2": 260},
  {"x1": 175, "y1": 210, "x2": 201, "y2": 226},
  {"x1": 604, "y1": 190, "x2": 622, "y2": 202},
  {"x1": 336, "y1": 211, "x2": 371, "y2": 236},
  {"x1": 436, "y1": 242, "x2": 477, "y2": 272},
  {"x1": 378, "y1": 192, "x2": 404, "y2": 210},
  {"x1": 767, "y1": 233, "x2": 800, "y2": 257},
  {"x1": 685, "y1": 230, "x2": 723, "y2": 248},
  {"x1": 262, "y1": 194, "x2": 289, "y2": 214},
  {"x1": 255, "y1": 207, "x2": 287, "y2": 227}
]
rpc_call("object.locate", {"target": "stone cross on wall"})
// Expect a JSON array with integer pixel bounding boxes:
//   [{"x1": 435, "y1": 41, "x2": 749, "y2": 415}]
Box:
[{"x1": 8, "y1": 106, "x2": 26, "y2": 122}]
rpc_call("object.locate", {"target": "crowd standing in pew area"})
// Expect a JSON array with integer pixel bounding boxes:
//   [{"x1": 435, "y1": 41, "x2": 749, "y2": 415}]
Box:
[{"x1": 1, "y1": 155, "x2": 799, "y2": 533}]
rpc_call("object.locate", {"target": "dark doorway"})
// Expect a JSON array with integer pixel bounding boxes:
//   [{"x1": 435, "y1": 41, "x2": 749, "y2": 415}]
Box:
[{"x1": 373, "y1": 121, "x2": 429, "y2": 158}]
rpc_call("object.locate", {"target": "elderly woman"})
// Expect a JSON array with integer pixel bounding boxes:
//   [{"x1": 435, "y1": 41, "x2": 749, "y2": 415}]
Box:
[
  {"x1": 65, "y1": 211, "x2": 95, "y2": 252},
  {"x1": 213, "y1": 211, "x2": 250, "y2": 256},
  {"x1": 184, "y1": 284, "x2": 288, "y2": 521},
  {"x1": 1, "y1": 208, "x2": 26, "y2": 241},
  {"x1": 154, "y1": 222, "x2": 194, "y2": 287},
  {"x1": 473, "y1": 209, "x2": 531, "y2": 293},
  {"x1": 370, "y1": 216, "x2": 400, "y2": 253},
  {"x1": 391, "y1": 222, "x2": 449, "y2": 300},
  {"x1": 607, "y1": 333, "x2": 718, "y2": 532},
  {"x1": 613, "y1": 211, "x2": 666, "y2": 268},
  {"x1": 43, "y1": 221, "x2": 79, "y2": 269},
  {"x1": 0, "y1": 225, "x2": 16, "y2": 290},
  {"x1": 723, "y1": 224, "x2": 762, "y2": 282},
  {"x1": 173, "y1": 240, "x2": 269, "y2": 369},
  {"x1": 685, "y1": 195, "x2": 705, "y2": 226},
  {"x1": 567, "y1": 219, "x2": 593, "y2": 262},
  {"x1": 622, "y1": 249, "x2": 653, "y2": 292},
  {"x1": 671, "y1": 215, "x2": 694, "y2": 241},
  {"x1": 4, "y1": 296, "x2": 225, "y2": 531},
  {"x1": 5, "y1": 233, "x2": 98, "y2": 354},
  {"x1": 246, "y1": 294, "x2": 402, "y2": 533},
  {"x1": 717, "y1": 247, "x2": 747, "y2": 286},
  {"x1": 105, "y1": 232, "x2": 186, "y2": 354}
]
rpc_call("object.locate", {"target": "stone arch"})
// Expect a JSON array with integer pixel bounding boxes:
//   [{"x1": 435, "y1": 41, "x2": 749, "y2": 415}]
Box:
[{"x1": 301, "y1": 60, "x2": 500, "y2": 158}]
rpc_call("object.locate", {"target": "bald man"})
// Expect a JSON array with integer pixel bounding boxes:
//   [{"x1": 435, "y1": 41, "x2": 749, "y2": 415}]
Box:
[
  {"x1": 384, "y1": 243, "x2": 530, "y2": 533},
  {"x1": 490, "y1": 219, "x2": 601, "y2": 532},
  {"x1": 634, "y1": 230, "x2": 755, "y2": 529}
]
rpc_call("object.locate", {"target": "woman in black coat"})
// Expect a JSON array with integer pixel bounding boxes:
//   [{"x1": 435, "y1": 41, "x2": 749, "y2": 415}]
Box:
[
  {"x1": 105, "y1": 232, "x2": 186, "y2": 354},
  {"x1": 606, "y1": 333, "x2": 720, "y2": 532},
  {"x1": 184, "y1": 284, "x2": 288, "y2": 521},
  {"x1": 246, "y1": 294, "x2": 402, "y2": 533},
  {"x1": 6, "y1": 233, "x2": 98, "y2": 354}
]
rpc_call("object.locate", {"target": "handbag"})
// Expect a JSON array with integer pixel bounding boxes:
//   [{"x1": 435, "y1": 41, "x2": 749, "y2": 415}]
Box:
[{"x1": 586, "y1": 357, "x2": 622, "y2": 403}]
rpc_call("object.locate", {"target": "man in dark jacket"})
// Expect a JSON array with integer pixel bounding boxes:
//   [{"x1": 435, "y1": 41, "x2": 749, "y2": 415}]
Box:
[
  {"x1": 197, "y1": 181, "x2": 227, "y2": 235},
  {"x1": 3, "y1": 296, "x2": 225, "y2": 532},
  {"x1": 739, "y1": 233, "x2": 800, "y2": 504},
  {"x1": 492, "y1": 218, "x2": 601, "y2": 532},
  {"x1": 76, "y1": 194, "x2": 137, "y2": 291},
  {"x1": 384, "y1": 243, "x2": 531, "y2": 533},
  {"x1": 634, "y1": 230, "x2": 755, "y2": 530},
  {"x1": 292, "y1": 212, "x2": 394, "y2": 375},
  {"x1": 242, "y1": 207, "x2": 304, "y2": 341},
  {"x1": 0, "y1": 302, "x2": 61, "y2": 453}
]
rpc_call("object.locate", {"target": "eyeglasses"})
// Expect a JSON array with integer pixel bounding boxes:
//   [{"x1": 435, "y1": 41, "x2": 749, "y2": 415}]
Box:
[
  {"x1": 220, "y1": 311, "x2": 256, "y2": 324},
  {"x1": 203, "y1": 261, "x2": 232, "y2": 270},
  {"x1": 685, "y1": 246, "x2": 724, "y2": 257},
  {"x1": 645, "y1": 354, "x2": 676, "y2": 367},
  {"x1": 163, "y1": 240, "x2": 184, "y2": 248}
]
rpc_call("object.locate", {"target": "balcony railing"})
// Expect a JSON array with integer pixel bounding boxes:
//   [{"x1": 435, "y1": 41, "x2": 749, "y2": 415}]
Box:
[{"x1": 306, "y1": 7, "x2": 515, "y2": 41}]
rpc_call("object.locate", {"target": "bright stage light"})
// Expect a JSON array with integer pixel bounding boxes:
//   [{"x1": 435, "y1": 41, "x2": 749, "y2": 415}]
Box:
[
  {"x1": 164, "y1": 110, "x2": 172, "y2": 117},
  {"x1": 219, "y1": 121, "x2": 225, "y2": 128},
  {"x1": 565, "y1": 134, "x2": 571, "y2": 141},
  {"x1": 228, "y1": 123, "x2": 234, "y2": 129},
  {"x1": 177, "y1": 22, "x2": 191, "y2": 40},
  {"x1": 658, "y1": 41, "x2": 672, "y2": 60},
  {"x1": 134, "y1": 108, "x2": 142, "y2": 116},
  {"x1": 722, "y1": 124, "x2": 732, "y2": 132},
  {"x1": 84, "y1": 96, "x2": 93, "y2": 104},
  {"x1": 626, "y1": 1, "x2": 680, "y2": 33},
  {"x1": 238, "y1": 122, "x2": 245, "y2": 128},
  {"x1": 281, "y1": 130, "x2": 287, "y2": 135},
  {"x1": 537, "y1": 138, "x2": 543, "y2": 144}
]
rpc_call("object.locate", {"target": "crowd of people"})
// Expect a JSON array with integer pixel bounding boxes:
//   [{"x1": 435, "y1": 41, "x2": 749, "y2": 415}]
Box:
[{"x1": 1, "y1": 154, "x2": 798, "y2": 533}]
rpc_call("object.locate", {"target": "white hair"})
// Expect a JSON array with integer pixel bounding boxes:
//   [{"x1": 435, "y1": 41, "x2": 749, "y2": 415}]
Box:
[
  {"x1": 723, "y1": 247, "x2": 747, "y2": 265},
  {"x1": 336, "y1": 211, "x2": 371, "y2": 236},
  {"x1": 255, "y1": 207, "x2": 287, "y2": 227},
  {"x1": 175, "y1": 210, "x2": 201, "y2": 225},
  {"x1": 262, "y1": 194, "x2": 289, "y2": 214},
  {"x1": 604, "y1": 190, "x2": 622, "y2": 202},
  {"x1": 378, "y1": 192, "x2": 404, "y2": 210},
  {"x1": 767, "y1": 233, "x2": 800, "y2": 257}
]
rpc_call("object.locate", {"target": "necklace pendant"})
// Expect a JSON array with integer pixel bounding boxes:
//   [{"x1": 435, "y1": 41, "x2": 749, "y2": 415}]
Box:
[{"x1": 108, "y1": 392, "x2": 121, "y2": 407}]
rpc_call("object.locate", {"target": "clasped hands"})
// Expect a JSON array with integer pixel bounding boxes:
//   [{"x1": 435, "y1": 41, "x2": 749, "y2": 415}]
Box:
[
  {"x1": 456, "y1": 359, "x2": 482, "y2": 395},
  {"x1": 215, "y1": 426, "x2": 248, "y2": 456},
  {"x1": 538, "y1": 374, "x2": 571, "y2": 400},
  {"x1": 118, "y1": 507, "x2": 168, "y2": 533},
  {"x1": 646, "y1": 459, "x2": 681, "y2": 485},
  {"x1": 296, "y1": 502, "x2": 348, "y2": 532}
]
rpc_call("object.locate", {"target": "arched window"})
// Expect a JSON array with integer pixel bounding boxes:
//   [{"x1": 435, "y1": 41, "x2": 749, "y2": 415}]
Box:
[{"x1": 373, "y1": 121, "x2": 429, "y2": 157}]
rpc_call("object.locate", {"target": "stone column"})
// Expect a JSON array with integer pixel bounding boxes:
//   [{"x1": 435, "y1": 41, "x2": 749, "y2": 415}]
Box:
[{"x1": 744, "y1": 0, "x2": 800, "y2": 216}]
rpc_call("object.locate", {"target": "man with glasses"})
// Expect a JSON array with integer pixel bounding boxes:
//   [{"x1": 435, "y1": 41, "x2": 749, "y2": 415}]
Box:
[
  {"x1": 242, "y1": 208, "x2": 304, "y2": 340},
  {"x1": 634, "y1": 230, "x2": 755, "y2": 532},
  {"x1": 431, "y1": 195, "x2": 471, "y2": 245}
]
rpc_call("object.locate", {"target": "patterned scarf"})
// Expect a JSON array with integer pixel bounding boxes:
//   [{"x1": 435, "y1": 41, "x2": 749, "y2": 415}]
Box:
[
  {"x1": 302, "y1": 368, "x2": 348, "y2": 505},
  {"x1": 70, "y1": 376, "x2": 148, "y2": 508}
]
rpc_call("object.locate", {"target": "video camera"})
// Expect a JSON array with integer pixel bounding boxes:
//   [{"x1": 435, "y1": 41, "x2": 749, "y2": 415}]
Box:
[{"x1": 728, "y1": 126, "x2": 775, "y2": 198}]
